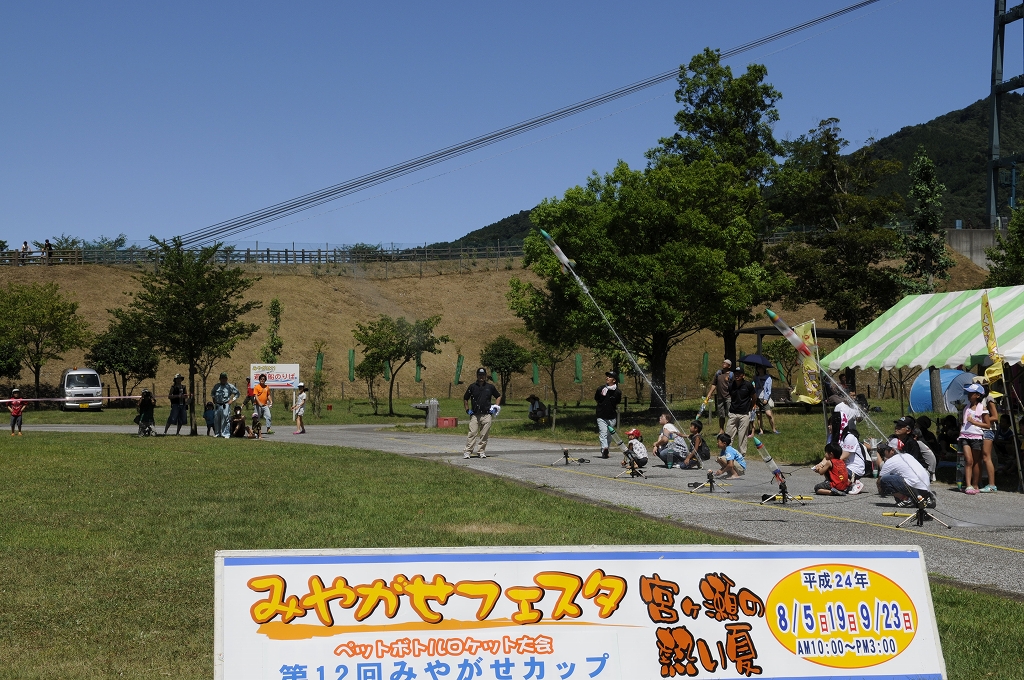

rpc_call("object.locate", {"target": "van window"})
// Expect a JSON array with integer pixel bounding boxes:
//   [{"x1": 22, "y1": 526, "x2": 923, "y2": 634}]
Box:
[{"x1": 66, "y1": 374, "x2": 100, "y2": 388}]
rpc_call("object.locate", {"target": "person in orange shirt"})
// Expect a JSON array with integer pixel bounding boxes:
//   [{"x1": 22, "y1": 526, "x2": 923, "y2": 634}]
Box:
[{"x1": 253, "y1": 374, "x2": 274, "y2": 434}]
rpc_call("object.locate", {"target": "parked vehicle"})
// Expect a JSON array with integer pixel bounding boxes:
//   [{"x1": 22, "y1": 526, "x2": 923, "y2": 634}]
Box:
[{"x1": 60, "y1": 368, "x2": 103, "y2": 411}]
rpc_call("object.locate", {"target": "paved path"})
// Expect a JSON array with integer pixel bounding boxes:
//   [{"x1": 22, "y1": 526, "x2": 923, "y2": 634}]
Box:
[{"x1": 34, "y1": 423, "x2": 1024, "y2": 596}]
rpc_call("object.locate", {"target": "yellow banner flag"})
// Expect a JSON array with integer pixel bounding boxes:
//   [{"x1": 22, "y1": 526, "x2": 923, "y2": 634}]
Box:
[
  {"x1": 981, "y1": 291, "x2": 1002, "y2": 361},
  {"x1": 793, "y1": 321, "x2": 821, "y2": 405}
]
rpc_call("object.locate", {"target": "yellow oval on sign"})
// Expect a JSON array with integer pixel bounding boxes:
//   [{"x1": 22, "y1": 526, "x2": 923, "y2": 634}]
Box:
[{"x1": 765, "y1": 563, "x2": 917, "y2": 669}]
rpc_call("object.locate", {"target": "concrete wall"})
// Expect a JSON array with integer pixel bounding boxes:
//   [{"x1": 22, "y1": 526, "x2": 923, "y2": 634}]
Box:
[{"x1": 945, "y1": 229, "x2": 1001, "y2": 269}]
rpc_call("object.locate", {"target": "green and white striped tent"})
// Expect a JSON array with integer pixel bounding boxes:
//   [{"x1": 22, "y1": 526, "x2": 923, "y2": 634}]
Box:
[{"x1": 821, "y1": 285, "x2": 1024, "y2": 370}]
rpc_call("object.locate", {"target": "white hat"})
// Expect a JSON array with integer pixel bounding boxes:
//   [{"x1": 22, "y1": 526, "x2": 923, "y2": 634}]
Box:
[
  {"x1": 964, "y1": 383, "x2": 985, "y2": 395},
  {"x1": 297, "y1": 382, "x2": 305, "y2": 388}
]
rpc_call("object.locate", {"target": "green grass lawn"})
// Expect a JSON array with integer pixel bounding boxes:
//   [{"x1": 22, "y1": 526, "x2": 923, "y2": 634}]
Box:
[{"x1": 0, "y1": 433, "x2": 1021, "y2": 678}]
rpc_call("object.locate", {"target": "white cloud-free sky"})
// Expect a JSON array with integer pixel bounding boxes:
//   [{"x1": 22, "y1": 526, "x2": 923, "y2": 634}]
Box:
[{"x1": 0, "y1": 1, "x2": 1013, "y2": 247}]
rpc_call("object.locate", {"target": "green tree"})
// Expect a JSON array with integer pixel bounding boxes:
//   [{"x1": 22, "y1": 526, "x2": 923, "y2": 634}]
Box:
[
  {"x1": 258, "y1": 298, "x2": 284, "y2": 363},
  {"x1": 761, "y1": 338, "x2": 799, "y2": 386},
  {"x1": 903, "y1": 146, "x2": 954, "y2": 293},
  {"x1": 0, "y1": 335, "x2": 22, "y2": 381},
  {"x1": 479, "y1": 335, "x2": 532, "y2": 404},
  {"x1": 650, "y1": 47, "x2": 789, "y2": 363},
  {"x1": 0, "y1": 282, "x2": 91, "y2": 399},
  {"x1": 85, "y1": 311, "x2": 160, "y2": 397},
  {"x1": 985, "y1": 207, "x2": 1024, "y2": 286},
  {"x1": 769, "y1": 120, "x2": 908, "y2": 330},
  {"x1": 309, "y1": 339, "x2": 328, "y2": 418},
  {"x1": 354, "y1": 355, "x2": 384, "y2": 415},
  {"x1": 352, "y1": 315, "x2": 450, "y2": 415},
  {"x1": 127, "y1": 237, "x2": 261, "y2": 434}
]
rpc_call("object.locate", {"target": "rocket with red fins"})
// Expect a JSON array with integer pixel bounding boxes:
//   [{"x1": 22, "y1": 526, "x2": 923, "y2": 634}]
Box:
[{"x1": 765, "y1": 309, "x2": 813, "y2": 357}]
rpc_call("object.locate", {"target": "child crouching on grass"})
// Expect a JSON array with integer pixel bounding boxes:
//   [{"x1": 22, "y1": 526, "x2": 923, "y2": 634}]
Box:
[
  {"x1": 813, "y1": 443, "x2": 851, "y2": 496},
  {"x1": 714, "y1": 433, "x2": 746, "y2": 478}
]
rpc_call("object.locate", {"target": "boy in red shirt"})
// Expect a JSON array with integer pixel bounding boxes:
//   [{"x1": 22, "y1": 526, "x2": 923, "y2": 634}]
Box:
[
  {"x1": 813, "y1": 443, "x2": 850, "y2": 496},
  {"x1": 7, "y1": 388, "x2": 25, "y2": 436}
]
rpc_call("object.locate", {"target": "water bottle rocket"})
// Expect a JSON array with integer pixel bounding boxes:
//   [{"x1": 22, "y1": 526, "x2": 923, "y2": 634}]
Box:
[{"x1": 752, "y1": 436, "x2": 786, "y2": 486}]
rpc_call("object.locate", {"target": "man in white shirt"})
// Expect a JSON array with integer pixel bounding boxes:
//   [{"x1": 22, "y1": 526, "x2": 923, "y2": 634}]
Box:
[{"x1": 876, "y1": 438, "x2": 935, "y2": 508}]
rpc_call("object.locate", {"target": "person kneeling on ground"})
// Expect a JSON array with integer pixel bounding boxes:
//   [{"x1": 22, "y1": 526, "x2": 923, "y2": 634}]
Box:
[
  {"x1": 714, "y1": 433, "x2": 746, "y2": 478},
  {"x1": 877, "y1": 438, "x2": 936, "y2": 508},
  {"x1": 652, "y1": 411, "x2": 689, "y2": 468},
  {"x1": 680, "y1": 420, "x2": 711, "y2": 469},
  {"x1": 621, "y1": 428, "x2": 649, "y2": 472},
  {"x1": 230, "y1": 406, "x2": 248, "y2": 438},
  {"x1": 249, "y1": 409, "x2": 263, "y2": 440},
  {"x1": 526, "y1": 394, "x2": 547, "y2": 424},
  {"x1": 813, "y1": 443, "x2": 851, "y2": 496}
]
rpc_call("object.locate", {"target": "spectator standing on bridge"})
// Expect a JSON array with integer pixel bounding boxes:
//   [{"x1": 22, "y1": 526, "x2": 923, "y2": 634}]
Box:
[
  {"x1": 463, "y1": 368, "x2": 500, "y2": 459},
  {"x1": 705, "y1": 359, "x2": 733, "y2": 435},
  {"x1": 19, "y1": 241, "x2": 29, "y2": 265},
  {"x1": 7, "y1": 388, "x2": 25, "y2": 436},
  {"x1": 725, "y1": 367, "x2": 755, "y2": 458},
  {"x1": 595, "y1": 371, "x2": 621, "y2": 459},
  {"x1": 211, "y1": 372, "x2": 240, "y2": 438},
  {"x1": 43, "y1": 239, "x2": 54, "y2": 264},
  {"x1": 164, "y1": 373, "x2": 189, "y2": 435}
]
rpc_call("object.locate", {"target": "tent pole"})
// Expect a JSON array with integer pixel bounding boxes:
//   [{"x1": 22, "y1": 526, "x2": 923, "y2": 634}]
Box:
[{"x1": 1003, "y1": 363, "x2": 1024, "y2": 493}]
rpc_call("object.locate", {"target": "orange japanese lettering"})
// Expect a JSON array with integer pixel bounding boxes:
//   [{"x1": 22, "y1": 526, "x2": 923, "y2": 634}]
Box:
[
  {"x1": 248, "y1": 575, "x2": 306, "y2": 624},
  {"x1": 453, "y1": 580, "x2": 502, "y2": 620},
  {"x1": 353, "y1": 579, "x2": 400, "y2": 621},
  {"x1": 300, "y1": 576, "x2": 357, "y2": 626},
  {"x1": 391, "y1": 574, "x2": 456, "y2": 624},
  {"x1": 505, "y1": 586, "x2": 544, "y2": 624},
  {"x1": 582, "y1": 569, "x2": 627, "y2": 618},
  {"x1": 534, "y1": 571, "x2": 583, "y2": 620}
]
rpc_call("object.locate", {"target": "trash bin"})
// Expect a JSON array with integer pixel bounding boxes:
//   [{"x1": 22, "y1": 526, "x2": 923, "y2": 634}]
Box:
[{"x1": 411, "y1": 398, "x2": 439, "y2": 428}]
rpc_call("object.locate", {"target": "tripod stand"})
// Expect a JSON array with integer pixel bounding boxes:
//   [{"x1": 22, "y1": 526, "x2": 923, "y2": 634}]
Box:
[
  {"x1": 883, "y1": 497, "x2": 950, "y2": 528},
  {"x1": 553, "y1": 448, "x2": 590, "y2": 465},
  {"x1": 760, "y1": 480, "x2": 813, "y2": 505},
  {"x1": 688, "y1": 470, "x2": 729, "y2": 493}
]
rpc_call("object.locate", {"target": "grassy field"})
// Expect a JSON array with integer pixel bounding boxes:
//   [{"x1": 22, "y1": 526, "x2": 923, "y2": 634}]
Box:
[{"x1": 0, "y1": 433, "x2": 1021, "y2": 678}]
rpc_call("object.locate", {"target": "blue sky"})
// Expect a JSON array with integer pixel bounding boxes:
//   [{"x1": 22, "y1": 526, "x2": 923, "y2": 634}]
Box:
[{"x1": 0, "y1": 1, "x2": 1013, "y2": 248}]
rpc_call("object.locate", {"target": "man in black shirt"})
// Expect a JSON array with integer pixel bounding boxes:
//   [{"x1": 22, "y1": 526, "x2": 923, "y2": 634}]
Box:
[
  {"x1": 595, "y1": 371, "x2": 622, "y2": 458},
  {"x1": 164, "y1": 373, "x2": 189, "y2": 435},
  {"x1": 463, "y1": 368, "x2": 500, "y2": 459},
  {"x1": 725, "y1": 367, "x2": 755, "y2": 457}
]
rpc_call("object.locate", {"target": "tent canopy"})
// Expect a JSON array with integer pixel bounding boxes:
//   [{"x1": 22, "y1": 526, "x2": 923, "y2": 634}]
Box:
[{"x1": 821, "y1": 285, "x2": 1024, "y2": 371}]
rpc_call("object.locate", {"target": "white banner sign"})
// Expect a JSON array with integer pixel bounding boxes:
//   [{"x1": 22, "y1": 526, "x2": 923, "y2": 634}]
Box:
[
  {"x1": 215, "y1": 545, "x2": 944, "y2": 680},
  {"x1": 251, "y1": 364, "x2": 301, "y2": 390}
]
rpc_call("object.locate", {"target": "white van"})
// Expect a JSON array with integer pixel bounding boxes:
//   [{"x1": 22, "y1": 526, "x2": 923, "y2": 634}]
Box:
[{"x1": 60, "y1": 368, "x2": 103, "y2": 411}]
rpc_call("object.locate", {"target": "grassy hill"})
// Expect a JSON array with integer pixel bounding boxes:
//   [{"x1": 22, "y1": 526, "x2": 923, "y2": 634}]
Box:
[{"x1": 0, "y1": 248, "x2": 987, "y2": 409}]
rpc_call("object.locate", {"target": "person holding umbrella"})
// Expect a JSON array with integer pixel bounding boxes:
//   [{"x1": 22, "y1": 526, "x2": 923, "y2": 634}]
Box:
[{"x1": 752, "y1": 364, "x2": 779, "y2": 435}]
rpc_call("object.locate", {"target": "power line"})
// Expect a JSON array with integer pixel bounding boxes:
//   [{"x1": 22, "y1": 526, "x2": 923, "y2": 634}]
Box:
[{"x1": 176, "y1": 0, "x2": 885, "y2": 247}]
